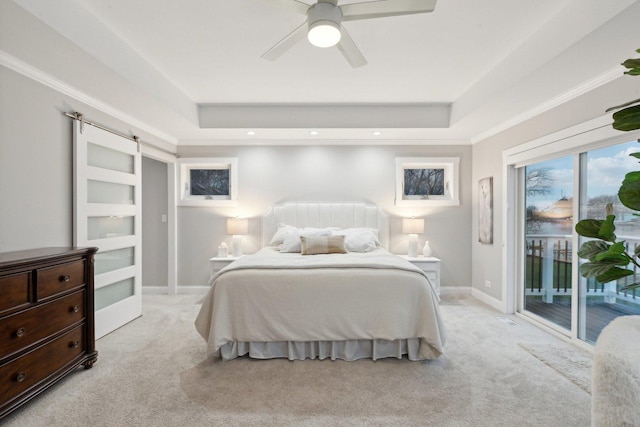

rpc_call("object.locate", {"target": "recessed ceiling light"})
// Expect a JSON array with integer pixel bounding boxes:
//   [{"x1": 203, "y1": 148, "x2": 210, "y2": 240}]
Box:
[
  {"x1": 309, "y1": 130, "x2": 319, "y2": 135},
  {"x1": 372, "y1": 131, "x2": 382, "y2": 136},
  {"x1": 247, "y1": 131, "x2": 256, "y2": 136}
]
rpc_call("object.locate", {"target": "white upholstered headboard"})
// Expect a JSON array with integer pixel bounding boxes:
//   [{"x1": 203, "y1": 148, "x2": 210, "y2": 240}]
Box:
[{"x1": 262, "y1": 202, "x2": 389, "y2": 249}]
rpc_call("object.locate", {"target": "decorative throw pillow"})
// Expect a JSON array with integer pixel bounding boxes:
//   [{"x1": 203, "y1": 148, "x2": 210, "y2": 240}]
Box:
[
  {"x1": 301, "y1": 235, "x2": 348, "y2": 255},
  {"x1": 280, "y1": 228, "x2": 332, "y2": 253},
  {"x1": 331, "y1": 228, "x2": 380, "y2": 252},
  {"x1": 269, "y1": 223, "x2": 296, "y2": 246}
]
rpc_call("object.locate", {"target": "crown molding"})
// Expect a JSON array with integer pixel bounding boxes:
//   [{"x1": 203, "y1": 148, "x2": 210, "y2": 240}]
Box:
[
  {"x1": 1, "y1": 50, "x2": 178, "y2": 145},
  {"x1": 471, "y1": 66, "x2": 623, "y2": 144}
]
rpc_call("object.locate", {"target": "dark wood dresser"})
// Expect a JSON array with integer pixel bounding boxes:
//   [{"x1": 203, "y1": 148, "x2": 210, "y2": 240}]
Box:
[{"x1": 0, "y1": 247, "x2": 98, "y2": 419}]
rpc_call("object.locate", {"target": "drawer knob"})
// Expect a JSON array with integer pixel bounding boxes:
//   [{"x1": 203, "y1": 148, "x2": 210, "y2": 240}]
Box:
[
  {"x1": 15, "y1": 328, "x2": 26, "y2": 338},
  {"x1": 70, "y1": 341, "x2": 80, "y2": 349},
  {"x1": 16, "y1": 372, "x2": 27, "y2": 383},
  {"x1": 71, "y1": 305, "x2": 80, "y2": 313},
  {"x1": 60, "y1": 275, "x2": 71, "y2": 282}
]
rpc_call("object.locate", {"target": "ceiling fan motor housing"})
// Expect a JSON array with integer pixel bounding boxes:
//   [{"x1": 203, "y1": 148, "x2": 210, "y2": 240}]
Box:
[{"x1": 307, "y1": 2, "x2": 343, "y2": 47}]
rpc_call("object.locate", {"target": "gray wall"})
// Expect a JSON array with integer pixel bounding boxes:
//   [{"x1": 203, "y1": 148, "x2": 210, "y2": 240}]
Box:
[
  {"x1": 177, "y1": 144, "x2": 473, "y2": 288},
  {"x1": 471, "y1": 75, "x2": 640, "y2": 304},
  {"x1": 0, "y1": 66, "x2": 172, "y2": 253},
  {"x1": 142, "y1": 157, "x2": 169, "y2": 287}
]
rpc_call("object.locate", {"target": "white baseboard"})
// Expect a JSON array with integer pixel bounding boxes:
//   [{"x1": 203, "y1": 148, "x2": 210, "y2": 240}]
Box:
[
  {"x1": 440, "y1": 286, "x2": 472, "y2": 295},
  {"x1": 176, "y1": 286, "x2": 209, "y2": 294},
  {"x1": 142, "y1": 286, "x2": 169, "y2": 295},
  {"x1": 471, "y1": 287, "x2": 505, "y2": 313}
]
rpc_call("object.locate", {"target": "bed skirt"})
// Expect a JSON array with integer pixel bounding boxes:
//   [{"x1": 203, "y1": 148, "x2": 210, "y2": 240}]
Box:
[{"x1": 218, "y1": 339, "x2": 427, "y2": 361}]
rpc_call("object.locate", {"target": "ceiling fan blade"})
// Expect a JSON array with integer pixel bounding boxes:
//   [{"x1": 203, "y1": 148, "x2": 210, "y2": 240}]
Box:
[
  {"x1": 275, "y1": 0, "x2": 312, "y2": 15},
  {"x1": 261, "y1": 21, "x2": 308, "y2": 61},
  {"x1": 341, "y1": 0, "x2": 437, "y2": 22},
  {"x1": 336, "y1": 26, "x2": 367, "y2": 68}
]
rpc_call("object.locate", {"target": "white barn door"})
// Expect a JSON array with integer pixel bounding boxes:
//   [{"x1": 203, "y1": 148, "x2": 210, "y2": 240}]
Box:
[{"x1": 73, "y1": 120, "x2": 142, "y2": 338}]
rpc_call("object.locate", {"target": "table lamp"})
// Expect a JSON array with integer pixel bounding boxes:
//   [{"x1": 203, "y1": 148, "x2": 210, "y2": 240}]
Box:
[
  {"x1": 227, "y1": 217, "x2": 248, "y2": 257},
  {"x1": 403, "y1": 217, "x2": 424, "y2": 257}
]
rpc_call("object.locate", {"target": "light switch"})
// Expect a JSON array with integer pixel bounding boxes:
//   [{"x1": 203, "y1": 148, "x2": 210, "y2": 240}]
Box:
[{"x1": 161, "y1": 214, "x2": 167, "y2": 223}]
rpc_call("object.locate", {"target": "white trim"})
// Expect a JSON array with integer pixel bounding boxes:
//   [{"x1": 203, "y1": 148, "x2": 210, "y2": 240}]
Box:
[
  {"x1": 501, "y1": 163, "x2": 517, "y2": 315},
  {"x1": 471, "y1": 288, "x2": 505, "y2": 313},
  {"x1": 472, "y1": 67, "x2": 623, "y2": 144},
  {"x1": 0, "y1": 50, "x2": 178, "y2": 145},
  {"x1": 440, "y1": 286, "x2": 472, "y2": 295},
  {"x1": 177, "y1": 286, "x2": 209, "y2": 294},
  {"x1": 95, "y1": 266, "x2": 136, "y2": 290},
  {"x1": 142, "y1": 286, "x2": 169, "y2": 295},
  {"x1": 179, "y1": 138, "x2": 473, "y2": 146},
  {"x1": 95, "y1": 296, "x2": 141, "y2": 339},
  {"x1": 177, "y1": 158, "x2": 239, "y2": 206},
  {"x1": 141, "y1": 144, "x2": 177, "y2": 163},
  {"x1": 503, "y1": 115, "x2": 640, "y2": 343},
  {"x1": 395, "y1": 157, "x2": 460, "y2": 206},
  {"x1": 503, "y1": 114, "x2": 640, "y2": 168},
  {"x1": 167, "y1": 162, "x2": 178, "y2": 295}
]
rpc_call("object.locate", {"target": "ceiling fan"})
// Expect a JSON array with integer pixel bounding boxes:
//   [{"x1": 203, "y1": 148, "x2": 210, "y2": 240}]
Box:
[{"x1": 261, "y1": 0, "x2": 437, "y2": 68}]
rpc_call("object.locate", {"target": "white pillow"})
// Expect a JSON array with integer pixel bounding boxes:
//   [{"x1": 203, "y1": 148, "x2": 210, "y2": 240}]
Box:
[
  {"x1": 269, "y1": 223, "x2": 296, "y2": 246},
  {"x1": 280, "y1": 228, "x2": 332, "y2": 253},
  {"x1": 331, "y1": 228, "x2": 380, "y2": 252}
]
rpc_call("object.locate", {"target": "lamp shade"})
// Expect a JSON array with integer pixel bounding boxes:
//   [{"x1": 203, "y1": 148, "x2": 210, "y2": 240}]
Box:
[
  {"x1": 402, "y1": 218, "x2": 424, "y2": 234},
  {"x1": 227, "y1": 218, "x2": 248, "y2": 235}
]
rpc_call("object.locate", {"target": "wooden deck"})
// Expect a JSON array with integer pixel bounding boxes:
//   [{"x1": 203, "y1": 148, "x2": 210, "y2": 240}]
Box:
[{"x1": 524, "y1": 295, "x2": 640, "y2": 343}]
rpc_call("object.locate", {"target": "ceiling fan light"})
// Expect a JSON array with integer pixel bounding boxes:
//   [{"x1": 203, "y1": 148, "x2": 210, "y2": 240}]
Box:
[{"x1": 308, "y1": 21, "x2": 341, "y2": 48}]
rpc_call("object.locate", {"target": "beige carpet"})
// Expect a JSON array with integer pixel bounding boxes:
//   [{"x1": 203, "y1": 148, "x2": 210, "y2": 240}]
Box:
[{"x1": 3, "y1": 295, "x2": 592, "y2": 426}]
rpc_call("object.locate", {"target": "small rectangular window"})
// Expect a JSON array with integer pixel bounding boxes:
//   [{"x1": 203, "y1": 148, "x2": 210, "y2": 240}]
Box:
[
  {"x1": 395, "y1": 157, "x2": 459, "y2": 206},
  {"x1": 178, "y1": 158, "x2": 238, "y2": 206}
]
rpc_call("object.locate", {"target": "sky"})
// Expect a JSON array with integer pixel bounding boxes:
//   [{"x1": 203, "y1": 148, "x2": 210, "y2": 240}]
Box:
[{"x1": 526, "y1": 139, "x2": 640, "y2": 211}]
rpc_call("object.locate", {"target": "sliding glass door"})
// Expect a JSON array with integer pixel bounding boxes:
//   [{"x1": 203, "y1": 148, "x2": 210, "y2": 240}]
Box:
[
  {"x1": 519, "y1": 139, "x2": 640, "y2": 343},
  {"x1": 523, "y1": 156, "x2": 574, "y2": 330},
  {"x1": 578, "y1": 142, "x2": 640, "y2": 343}
]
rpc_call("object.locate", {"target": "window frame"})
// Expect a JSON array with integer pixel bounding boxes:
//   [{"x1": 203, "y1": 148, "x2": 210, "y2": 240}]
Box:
[
  {"x1": 395, "y1": 157, "x2": 460, "y2": 206},
  {"x1": 177, "y1": 158, "x2": 238, "y2": 206}
]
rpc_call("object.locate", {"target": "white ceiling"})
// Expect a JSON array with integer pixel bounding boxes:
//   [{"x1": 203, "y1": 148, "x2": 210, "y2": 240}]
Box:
[{"x1": 5, "y1": 0, "x2": 640, "y2": 145}]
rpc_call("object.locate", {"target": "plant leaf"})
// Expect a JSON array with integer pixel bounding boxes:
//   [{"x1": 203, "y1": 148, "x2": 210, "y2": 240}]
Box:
[
  {"x1": 580, "y1": 262, "x2": 614, "y2": 278},
  {"x1": 606, "y1": 98, "x2": 640, "y2": 112},
  {"x1": 598, "y1": 215, "x2": 616, "y2": 241},
  {"x1": 596, "y1": 267, "x2": 635, "y2": 283},
  {"x1": 575, "y1": 219, "x2": 604, "y2": 239},
  {"x1": 612, "y1": 105, "x2": 640, "y2": 131},
  {"x1": 622, "y1": 58, "x2": 640, "y2": 69},
  {"x1": 593, "y1": 241, "x2": 629, "y2": 264},
  {"x1": 619, "y1": 179, "x2": 640, "y2": 210},
  {"x1": 622, "y1": 171, "x2": 640, "y2": 185},
  {"x1": 621, "y1": 282, "x2": 640, "y2": 292},
  {"x1": 577, "y1": 240, "x2": 610, "y2": 260}
]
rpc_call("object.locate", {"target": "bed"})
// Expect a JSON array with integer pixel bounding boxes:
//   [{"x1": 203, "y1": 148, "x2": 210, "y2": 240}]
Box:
[{"x1": 195, "y1": 202, "x2": 446, "y2": 361}]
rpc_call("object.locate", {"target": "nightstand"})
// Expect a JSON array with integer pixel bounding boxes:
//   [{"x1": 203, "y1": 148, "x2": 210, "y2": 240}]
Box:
[
  {"x1": 209, "y1": 256, "x2": 241, "y2": 281},
  {"x1": 399, "y1": 255, "x2": 441, "y2": 296}
]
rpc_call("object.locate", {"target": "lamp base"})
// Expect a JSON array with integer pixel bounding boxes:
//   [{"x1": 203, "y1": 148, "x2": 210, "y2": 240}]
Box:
[
  {"x1": 232, "y1": 235, "x2": 243, "y2": 257},
  {"x1": 407, "y1": 234, "x2": 418, "y2": 257}
]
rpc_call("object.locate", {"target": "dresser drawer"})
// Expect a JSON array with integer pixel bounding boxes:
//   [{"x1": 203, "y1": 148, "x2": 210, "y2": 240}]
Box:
[
  {"x1": 0, "y1": 325, "x2": 84, "y2": 406},
  {"x1": 0, "y1": 291, "x2": 85, "y2": 361},
  {"x1": 0, "y1": 273, "x2": 30, "y2": 314},
  {"x1": 36, "y1": 260, "x2": 85, "y2": 300}
]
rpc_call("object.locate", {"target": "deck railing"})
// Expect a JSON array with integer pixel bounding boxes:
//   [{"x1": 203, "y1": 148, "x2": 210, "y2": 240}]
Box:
[{"x1": 525, "y1": 234, "x2": 639, "y2": 305}]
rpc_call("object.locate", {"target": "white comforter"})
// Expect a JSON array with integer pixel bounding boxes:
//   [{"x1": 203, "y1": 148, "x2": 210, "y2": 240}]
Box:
[{"x1": 195, "y1": 248, "x2": 446, "y2": 360}]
